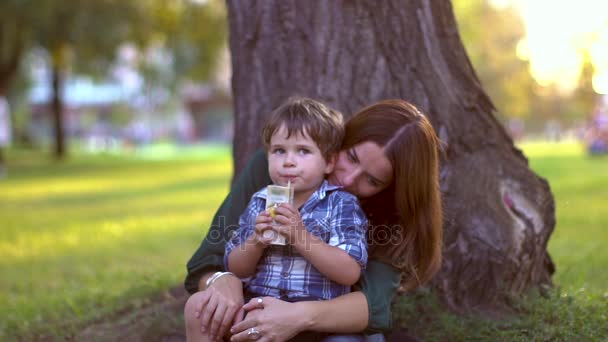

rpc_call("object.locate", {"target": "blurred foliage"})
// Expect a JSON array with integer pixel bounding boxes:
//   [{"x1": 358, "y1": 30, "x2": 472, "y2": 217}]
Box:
[
  {"x1": 0, "y1": 0, "x2": 226, "y2": 93},
  {"x1": 2, "y1": 0, "x2": 600, "y2": 140},
  {"x1": 453, "y1": 0, "x2": 536, "y2": 120},
  {"x1": 453, "y1": 0, "x2": 600, "y2": 130},
  {"x1": 0, "y1": 0, "x2": 226, "y2": 157},
  {"x1": 153, "y1": 0, "x2": 227, "y2": 82},
  {"x1": 572, "y1": 51, "x2": 599, "y2": 119}
]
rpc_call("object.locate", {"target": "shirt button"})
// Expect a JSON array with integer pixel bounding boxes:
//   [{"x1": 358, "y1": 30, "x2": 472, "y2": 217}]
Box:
[{"x1": 281, "y1": 272, "x2": 289, "y2": 278}]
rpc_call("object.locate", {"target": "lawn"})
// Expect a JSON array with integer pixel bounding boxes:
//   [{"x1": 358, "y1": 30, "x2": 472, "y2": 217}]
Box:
[
  {"x1": 395, "y1": 139, "x2": 608, "y2": 341},
  {"x1": 1, "y1": 141, "x2": 607, "y2": 340},
  {"x1": 0, "y1": 145, "x2": 233, "y2": 340}
]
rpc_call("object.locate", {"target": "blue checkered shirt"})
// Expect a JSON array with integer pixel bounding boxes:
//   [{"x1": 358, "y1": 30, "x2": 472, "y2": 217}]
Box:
[{"x1": 224, "y1": 180, "x2": 368, "y2": 301}]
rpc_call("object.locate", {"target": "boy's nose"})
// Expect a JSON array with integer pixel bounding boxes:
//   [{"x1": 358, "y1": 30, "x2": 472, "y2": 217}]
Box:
[{"x1": 283, "y1": 152, "x2": 296, "y2": 167}]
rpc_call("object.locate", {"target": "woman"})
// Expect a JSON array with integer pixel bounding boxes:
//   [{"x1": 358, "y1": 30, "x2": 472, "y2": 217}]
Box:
[{"x1": 184, "y1": 99, "x2": 443, "y2": 341}]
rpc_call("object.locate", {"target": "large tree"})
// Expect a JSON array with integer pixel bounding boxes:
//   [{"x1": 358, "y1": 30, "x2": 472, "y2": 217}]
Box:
[{"x1": 227, "y1": 0, "x2": 555, "y2": 312}]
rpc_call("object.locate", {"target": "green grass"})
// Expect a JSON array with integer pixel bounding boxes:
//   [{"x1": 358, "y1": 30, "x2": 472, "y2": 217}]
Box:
[
  {"x1": 1, "y1": 140, "x2": 607, "y2": 341},
  {"x1": 0, "y1": 145, "x2": 233, "y2": 340},
  {"x1": 523, "y1": 140, "x2": 608, "y2": 294},
  {"x1": 395, "y1": 139, "x2": 608, "y2": 341}
]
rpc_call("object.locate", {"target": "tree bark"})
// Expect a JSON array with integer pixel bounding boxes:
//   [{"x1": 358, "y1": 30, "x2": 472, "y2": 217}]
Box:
[
  {"x1": 226, "y1": 0, "x2": 555, "y2": 312},
  {"x1": 0, "y1": 21, "x2": 24, "y2": 98}
]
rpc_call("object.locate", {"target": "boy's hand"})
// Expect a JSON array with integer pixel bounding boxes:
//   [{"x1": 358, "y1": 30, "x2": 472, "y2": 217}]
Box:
[
  {"x1": 254, "y1": 211, "x2": 275, "y2": 246},
  {"x1": 270, "y1": 204, "x2": 308, "y2": 245}
]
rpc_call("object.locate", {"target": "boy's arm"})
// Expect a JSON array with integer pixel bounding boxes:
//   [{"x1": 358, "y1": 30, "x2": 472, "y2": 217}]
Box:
[
  {"x1": 226, "y1": 232, "x2": 266, "y2": 278},
  {"x1": 224, "y1": 199, "x2": 267, "y2": 278},
  {"x1": 272, "y1": 195, "x2": 368, "y2": 286},
  {"x1": 184, "y1": 149, "x2": 271, "y2": 293},
  {"x1": 293, "y1": 235, "x2": 362, "y2": 286},
  {"x1": 308, "y1": 195, "x2": 369, "y2": 285}
]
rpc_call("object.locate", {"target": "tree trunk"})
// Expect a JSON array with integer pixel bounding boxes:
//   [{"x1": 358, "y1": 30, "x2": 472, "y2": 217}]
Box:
[
  {"x1": 226, "y1": 0, "x2": 555, "y2": 312},
  {"x1": 0, "y1": 62, "x2": 19, "y2": 100},
  {"x1": 0, "y1": 23, "x2": 23, "y2": 98},
  {"x1": 51, "y1": 59, "x2": 66, "y2": 159}
]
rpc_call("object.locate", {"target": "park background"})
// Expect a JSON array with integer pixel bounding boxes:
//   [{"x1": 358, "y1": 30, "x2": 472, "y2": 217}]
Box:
[{"x1": 0, "y1": 0, "x2": 607, "y2": 341}]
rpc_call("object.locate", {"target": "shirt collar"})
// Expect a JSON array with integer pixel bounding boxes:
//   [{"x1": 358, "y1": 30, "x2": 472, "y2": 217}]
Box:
[{"x1": 254, "y1": 180, "x2": 342, "y2": 201}]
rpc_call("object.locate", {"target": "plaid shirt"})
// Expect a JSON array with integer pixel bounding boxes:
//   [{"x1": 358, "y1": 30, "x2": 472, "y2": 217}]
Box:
[{"x1": 224, "y1": 180, "x2": 368, "y2": 301}]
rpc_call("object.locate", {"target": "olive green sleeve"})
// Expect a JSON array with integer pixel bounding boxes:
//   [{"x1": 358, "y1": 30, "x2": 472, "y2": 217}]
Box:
[
  {"x1": 357, "y1": 259, "x2": 401, "y2": 334},
  {"x1": 184, "y1": 149, "x2": 271, "y2": 294}
]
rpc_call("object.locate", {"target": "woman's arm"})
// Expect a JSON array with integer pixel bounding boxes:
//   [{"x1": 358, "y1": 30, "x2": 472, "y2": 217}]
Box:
[
  {"x1": 230, "y1": 259, "x2": 401, "y2": 340},
  {"x1": 300, "y1": 260, "x2": 401, "y2": 333},
  {"x1": 184, "y1": 149, "x2": 272, "y2": 293},
  {"x1": 229, "y1": 293, "x2": 367, "y2": 342},
  {"x1": 299, "y1": 291, "x2": 368, "y2": 332},
  {"x1": 355, "y1": 259, "x2": 402, "y2": 333}
]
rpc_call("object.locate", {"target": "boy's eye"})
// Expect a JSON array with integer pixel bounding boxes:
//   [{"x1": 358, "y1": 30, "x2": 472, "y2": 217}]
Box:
[
  {"x1": 298, "y1": 148, "x2": 311, "y2": 154},
  {"x1": 272, "y1": 148, "x2": 285, "y2": 154}
]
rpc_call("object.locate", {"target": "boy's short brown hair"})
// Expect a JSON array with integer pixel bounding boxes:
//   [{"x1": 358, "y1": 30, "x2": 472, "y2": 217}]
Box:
[{"x1": 262, "y1": 96, "x2": 344, "y2": 161}]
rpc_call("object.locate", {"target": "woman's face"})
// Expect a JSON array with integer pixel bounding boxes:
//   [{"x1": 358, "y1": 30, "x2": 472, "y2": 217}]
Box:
[{"x1": 328, "y1": 141, "x2": 393, "y2": 198}]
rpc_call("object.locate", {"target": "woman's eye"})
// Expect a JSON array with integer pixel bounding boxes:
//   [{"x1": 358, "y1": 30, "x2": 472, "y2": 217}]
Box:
[
  {"x1": 368, "y1": 177, "x2": 380, "y2": 187},
  {"x1": 347, "y1": 150, "x2": 357, "y2": 163}
]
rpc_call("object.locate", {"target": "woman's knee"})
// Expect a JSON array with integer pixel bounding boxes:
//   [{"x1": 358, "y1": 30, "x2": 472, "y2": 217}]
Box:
[
  {"x1": 185, "y1": 292, "x2": 214, "y2": 341},
  {"x1": 184, "y1": 292, "x2": 205, "y2": 326}
]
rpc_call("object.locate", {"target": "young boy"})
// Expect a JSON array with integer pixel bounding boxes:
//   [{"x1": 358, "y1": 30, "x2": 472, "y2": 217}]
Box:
[{"x1": 224, "y1": 97, "x2": 368, "y2": 339}]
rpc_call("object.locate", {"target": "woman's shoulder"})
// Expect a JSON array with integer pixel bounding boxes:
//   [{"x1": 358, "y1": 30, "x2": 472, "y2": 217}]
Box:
[{"x1": 326, "y1": 187, "x2": 360, "y2": 206}]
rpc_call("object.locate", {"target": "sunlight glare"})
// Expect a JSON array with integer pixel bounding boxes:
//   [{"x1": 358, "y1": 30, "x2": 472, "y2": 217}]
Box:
[
  {"x1": 514, "y1": 0, "x2": 608, "y2": 92},
  {"x1": 590, "y1": 26, "x2": 608, "y2": 94}
]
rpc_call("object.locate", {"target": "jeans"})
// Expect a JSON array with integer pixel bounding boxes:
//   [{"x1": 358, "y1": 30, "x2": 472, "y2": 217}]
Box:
[{"x1": 321, "y1": 333, "x2": 386, "y2": 342}]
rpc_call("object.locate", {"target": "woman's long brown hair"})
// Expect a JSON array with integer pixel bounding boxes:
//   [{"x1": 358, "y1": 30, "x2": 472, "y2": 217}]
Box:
[{"x1": 343, "y1": 100, "x2": 443, "y2": 291}]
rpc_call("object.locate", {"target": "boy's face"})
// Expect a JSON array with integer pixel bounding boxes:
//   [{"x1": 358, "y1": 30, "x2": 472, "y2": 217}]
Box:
[{"x1": 268, "y1": 125, "x2": 334, "y2": 198}]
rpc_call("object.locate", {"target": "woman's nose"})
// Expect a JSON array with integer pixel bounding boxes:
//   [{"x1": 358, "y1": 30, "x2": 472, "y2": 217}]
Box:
[{"x1": 342, "y1": 169, "x2": 360, "y2": 186}]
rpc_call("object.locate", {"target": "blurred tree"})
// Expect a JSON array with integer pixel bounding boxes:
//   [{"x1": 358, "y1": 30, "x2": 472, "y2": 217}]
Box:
[
  {"x1": 159, "y1": 0, "x2": 226, "y2": 83},
  {"x1": 228, "y1": 0, "x2": 555, "y2": 313},
  {"x1": 571, "y1": 50, "x2": 598, "y2": 120},
  {"x1": 37, "y1": 1, "x2": 153, "y2": 159},
  {"x1": 132, "y1": 0, "x2": 226, "y2": 90},
  {"x1": 453, "y1": 0, "x2": 537, "y2": 121},
  {"x1": 0, "y1": 0, "x2": 226, "y2": 158},
  {"x1": 1, "y1": 1, "x2": 29, "y2": 144},
  {"x1": 526, "y1": 52, "x2": 598, "y2": 132},
  {"x1": 0, "y1": 0, "x2": 31, "y2": 97},
  {"x1": 0, "y1": 0, "x2": 145, "y2": 158}
]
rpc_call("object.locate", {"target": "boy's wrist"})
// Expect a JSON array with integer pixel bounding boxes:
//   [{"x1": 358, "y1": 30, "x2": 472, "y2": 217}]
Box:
[
  {"x1": 247, "y1": 232, "x2": 268, "y2": 249},
  {"x1": 291, "y1": 229, "x2": 315, "y2": 253}
]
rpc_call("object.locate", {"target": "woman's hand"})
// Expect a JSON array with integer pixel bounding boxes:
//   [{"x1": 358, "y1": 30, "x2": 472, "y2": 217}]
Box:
[
  {"x1": 193, "y1": 274, "x2": 245, "y2": 341},
  {"x1": 270, "y1": 204, "x2": 307, "y2": 245},
  {"x1": 229, "y1": 297, "x2": 310, "y2": 342}
]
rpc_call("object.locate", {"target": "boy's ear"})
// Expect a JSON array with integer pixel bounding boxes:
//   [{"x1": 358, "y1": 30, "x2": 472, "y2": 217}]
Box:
[{"x1": 324, "y1": 154, "x2": 336, "y2": 174}]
